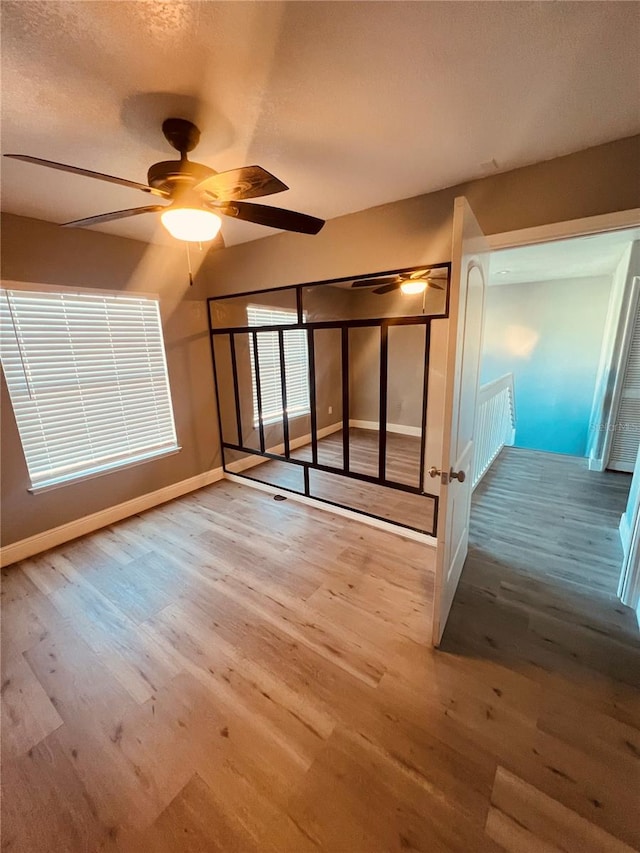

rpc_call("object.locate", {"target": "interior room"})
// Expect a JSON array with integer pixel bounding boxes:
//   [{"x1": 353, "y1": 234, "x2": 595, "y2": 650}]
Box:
[{"x1": 1, "y1": 2, "x2": 639, "y2": 852}]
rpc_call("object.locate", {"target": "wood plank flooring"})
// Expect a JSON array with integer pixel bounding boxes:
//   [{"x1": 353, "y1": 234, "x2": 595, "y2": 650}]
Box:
[
  {"x1": 2, "y1": 446, "x2": 639, "y2": 852},
  {"x1": 444, "y1": 446, "x2": 640, "y2": 851}
]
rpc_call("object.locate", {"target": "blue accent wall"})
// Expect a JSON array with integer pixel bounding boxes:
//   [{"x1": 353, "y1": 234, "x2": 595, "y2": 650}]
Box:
[{"x1": 481, "y1": 277, "x2": 612, "y2": 457}]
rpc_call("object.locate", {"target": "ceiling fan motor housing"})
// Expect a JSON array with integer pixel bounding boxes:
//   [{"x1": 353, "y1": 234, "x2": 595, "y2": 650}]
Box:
[{"x1": 147, "y1": 160, "x2": 217, "y2": 196}]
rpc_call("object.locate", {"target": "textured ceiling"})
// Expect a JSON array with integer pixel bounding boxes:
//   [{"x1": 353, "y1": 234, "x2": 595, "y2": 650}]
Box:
[
  {"x1": 2, "y1": 1, "x2": 639, "y2": 248},
  {"x1": 489, "y1": 228, "x2": 640, "y2": 286}
]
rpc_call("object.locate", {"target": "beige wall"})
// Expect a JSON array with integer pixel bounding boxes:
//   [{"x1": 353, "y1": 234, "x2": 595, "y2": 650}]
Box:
[{"x1": 1, "y1": 213, "x2": 221, "y2": 547}]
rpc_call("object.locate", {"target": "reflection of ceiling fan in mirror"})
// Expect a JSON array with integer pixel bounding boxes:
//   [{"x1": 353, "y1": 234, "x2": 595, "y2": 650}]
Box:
[
  {"x1": 4, "y1": 118, "x2": 325, "y2": 245},
  {"x1": 351, "y1": 269, "x2": 447, "y2": 295}
]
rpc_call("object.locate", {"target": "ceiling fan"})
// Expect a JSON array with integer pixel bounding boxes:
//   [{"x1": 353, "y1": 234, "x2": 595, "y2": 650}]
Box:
[
  {"x1": 4, "y1": 118, "x2": 326, "y2": 245},
  {"x1": 351, "y1": 268, "x2": 447, "y2": 295}
]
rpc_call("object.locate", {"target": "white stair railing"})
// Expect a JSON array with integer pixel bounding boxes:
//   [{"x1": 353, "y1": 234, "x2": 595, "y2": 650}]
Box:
[{"x1": 473, "y1": 373, "x2": 516, "y2": 489}]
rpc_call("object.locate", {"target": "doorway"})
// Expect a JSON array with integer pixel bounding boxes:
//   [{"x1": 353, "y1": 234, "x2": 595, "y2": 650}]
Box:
[{"x1": 470, "y1": 227, "x2": 639, "y2": 602}]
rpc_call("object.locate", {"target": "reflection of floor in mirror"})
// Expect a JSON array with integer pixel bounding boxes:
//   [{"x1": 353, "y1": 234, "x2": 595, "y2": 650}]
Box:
[
  {"x1": 241, "y1": 428, "x2": 435, "y2": 534},
  {"x1": 293, "y1": 427, "x2": 422, "y2": 486}
]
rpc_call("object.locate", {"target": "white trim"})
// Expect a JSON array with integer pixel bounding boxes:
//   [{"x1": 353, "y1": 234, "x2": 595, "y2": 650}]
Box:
[
  {"x1": 0, "y1": 466, "x2": 224, "y2": 568},
  {"x1": 28, "y1": 446, "x2": 183, "y2": 494},
  {"x1": 487, "y1": 209, "x2": 640, "y2": 251},
  {"x1": 348, "y1": 419, "x2": 422, "y2": 437},
  {"x1": 224, "y1": 472, "x2": 437, "y2": 546},
  {"x1": 619, "y1": 505, "x2": 640, "y2": 626},
  {"x1": 225, "y1": 422, "x2": 342, "y2": 474},
  {"x1": 620, "y1": 512, "x2": 632, "y2": 558}
]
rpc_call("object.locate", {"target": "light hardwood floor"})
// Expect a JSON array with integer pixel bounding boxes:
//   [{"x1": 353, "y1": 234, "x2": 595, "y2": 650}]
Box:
[{"x1": 2, "y1": 447, "x2": 639, "y2": 852}]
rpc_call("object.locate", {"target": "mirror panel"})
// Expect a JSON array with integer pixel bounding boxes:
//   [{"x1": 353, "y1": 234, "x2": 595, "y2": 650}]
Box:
[
  {"x1": 252, "y1": 329, "x2": 285, "y2": 454},
  {"x1": 348, "y1": 326, "x2": 380, "y2": 477},
  {"x1": 210, "y1": 288, "x2": 298, "y2": 330},
  {"x1": 212, "y1": 335, "x2": 239, "y2": 446},
  {"x1": 210, "y1": 262, "x2": 443, "y2": 538},
  {"x1": 233, "y1": 332, "x2": 261, "y2": 452},
  {"x1": 385, "y1": 324, "x2": 425, "y2": 488},
  {"x1": 301, "y1": 266, "x2": 448, "y2": 323},
  {"x1": 224, "y1": 448, "x2": 305, "y2": 493},
  {"x1": 308, "y1": 468, "x2": 435, "y2": 535},
  {"x1": 313, "y1": 327, "x2": 344, "y2": 470}
]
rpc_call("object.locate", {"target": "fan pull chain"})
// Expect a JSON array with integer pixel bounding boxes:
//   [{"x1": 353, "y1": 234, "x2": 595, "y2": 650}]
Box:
[{"x1": 186, "y1": 242, "x2": 194, "y2": 287}]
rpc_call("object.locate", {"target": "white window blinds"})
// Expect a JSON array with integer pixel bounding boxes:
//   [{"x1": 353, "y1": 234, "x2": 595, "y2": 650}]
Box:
[
  {"x1": 0, "y1": 288, "x2": 179, "y2": 490},
  {"x1": 247, "y1": 305, "x2": 310, "y2": 425}
]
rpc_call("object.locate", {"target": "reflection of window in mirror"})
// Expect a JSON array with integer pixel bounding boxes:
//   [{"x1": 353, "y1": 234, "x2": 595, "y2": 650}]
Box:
[{"x1": 246, "y1": 305, "x2": 310, "y2": 427}]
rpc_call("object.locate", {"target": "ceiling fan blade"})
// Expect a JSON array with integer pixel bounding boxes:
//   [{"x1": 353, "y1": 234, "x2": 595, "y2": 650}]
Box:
[
  {"x1": 61, "y1": 205, "x2": 166, "y2": 228},
  {"x1": 373, "y1": 283, "x2": 401, "y2": 295},
  {"x1": 4, "y1": 154, "x2": 170, "y2": 198},
  {"x1": 194, "y1": 165, "x2": 288, "y2": 201},
  {"x1": 216, "y1": 201, "x2": 325, "y2": 235},
  {"x1": 426, "y1": 280, "x2": 445, "y2": 290}
]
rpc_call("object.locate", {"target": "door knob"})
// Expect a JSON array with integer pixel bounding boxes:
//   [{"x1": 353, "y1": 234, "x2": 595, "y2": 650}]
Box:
[{"x1": 429, "y1": 466, "x2": 465, "y2": 483}]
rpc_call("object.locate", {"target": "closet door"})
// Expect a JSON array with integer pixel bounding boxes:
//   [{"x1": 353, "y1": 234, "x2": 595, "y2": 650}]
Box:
[{"x1": 609, "y1": 281, "x2": 640, "y2": 473}]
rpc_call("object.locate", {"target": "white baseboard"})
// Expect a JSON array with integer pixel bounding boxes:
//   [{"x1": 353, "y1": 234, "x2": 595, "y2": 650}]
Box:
[
  {"x1": 224, "y1": 472, "x2": 436, "y2": 546},
  {"x1": 0, "y1": 466, "x2": 224, "y2": 568},
  {"x1": 225, "y1": 422, "x2": 342, "y2": 474},
  {"x1": 589, "y1": 456, "x2": 605, "y2": 472},
  {"x1": 348, "y1": 419, "x2": 422, "y2": 437}
]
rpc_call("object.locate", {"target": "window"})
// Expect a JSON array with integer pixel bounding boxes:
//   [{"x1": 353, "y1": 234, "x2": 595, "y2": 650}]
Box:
[
  {"x1": 247, "y1": 305, "x2": 310, "y2": 425},
  {"x1": 0, "y1": 287, "x2": 179, "y2": 491}
]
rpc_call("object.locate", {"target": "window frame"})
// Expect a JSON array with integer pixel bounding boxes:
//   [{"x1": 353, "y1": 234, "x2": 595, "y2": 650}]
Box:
[{"x1": 0, "y1": 282, "x2": 181, "y2": 493}]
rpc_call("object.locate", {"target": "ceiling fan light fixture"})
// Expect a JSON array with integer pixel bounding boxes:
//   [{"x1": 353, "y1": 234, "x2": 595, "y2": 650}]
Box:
[
  {"x1": 160, "y1": 206, "x2": 222, "y2": 242},
  {"x1": 400, "y1": 280, "x2": 428, "y2": 295}
]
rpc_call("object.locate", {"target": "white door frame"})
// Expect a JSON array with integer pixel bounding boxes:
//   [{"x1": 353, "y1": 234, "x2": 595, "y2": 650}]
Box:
[{"x1": 486, "y1": 207, "x2": 640, "y2": 618}]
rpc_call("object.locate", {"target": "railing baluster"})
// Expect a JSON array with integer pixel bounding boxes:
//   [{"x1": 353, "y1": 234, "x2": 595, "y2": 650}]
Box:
[{"x1": 473, "y1": 374, "x2": 516, "y2": 490}]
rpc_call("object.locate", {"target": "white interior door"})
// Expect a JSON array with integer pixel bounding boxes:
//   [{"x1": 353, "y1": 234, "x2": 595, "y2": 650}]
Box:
[{"x1": 432, "y1": 197, "x2": 489, "y2": 646}]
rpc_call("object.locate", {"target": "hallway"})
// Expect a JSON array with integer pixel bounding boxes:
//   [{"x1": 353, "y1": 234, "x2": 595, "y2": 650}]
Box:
[
  {"x1": 441, "y1": 446, "x2": 639, "y2": 848},
  {"x1": 445, "y1": 446, "x2": 638, "y2": 661},
  {"x1": 468, "y1": 446, "x2": 632, "y2": 597}
]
